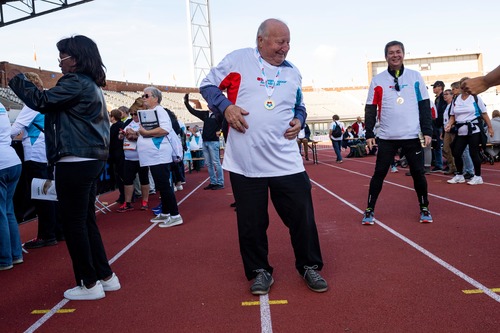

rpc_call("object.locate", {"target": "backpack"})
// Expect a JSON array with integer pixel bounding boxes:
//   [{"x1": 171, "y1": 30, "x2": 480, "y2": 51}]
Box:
[{"x1": 331, "y1": 121, "x2": 342, "y2": 138}]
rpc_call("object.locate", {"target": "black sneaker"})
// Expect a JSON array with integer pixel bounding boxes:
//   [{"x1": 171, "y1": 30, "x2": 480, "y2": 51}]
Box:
[
  {"x1": 302, "y1": 265, "x2": 328, "y2": 292},
  {"x1": 431, "y1": 167, "x2": 443, "y2": 172},
  {"x1": 250, "y1": 269, "x2": 274, "y2": 295},
  {"x1": 203, "y1": 184, "x2": 216, "y2": 190},
  {"x1": 24, "y1": 238, "x2": 58, "y2": 249},
  {"x1": 211, "y1": 184, "x2": 225, "y2": 190}
]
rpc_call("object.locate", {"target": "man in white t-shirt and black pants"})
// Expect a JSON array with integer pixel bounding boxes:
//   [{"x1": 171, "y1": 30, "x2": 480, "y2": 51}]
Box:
[
  {"x1": 200, "y1": 18, "x2": 327, "y2": 296},
  {"x1": 362, "y1": 40, "x2": 433, "y2": 225}
]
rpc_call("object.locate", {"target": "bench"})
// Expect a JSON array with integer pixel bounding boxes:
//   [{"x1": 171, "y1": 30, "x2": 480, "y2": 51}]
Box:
[{"x1": 307, "y1": 141, "x2": 319, "y2": 164}]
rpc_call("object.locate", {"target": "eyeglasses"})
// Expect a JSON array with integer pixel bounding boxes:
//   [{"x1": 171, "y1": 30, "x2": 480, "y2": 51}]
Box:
[
  {"x1": 58, "y1": 55, "x2": 72, "y2": 64},
  {"x1": 394, "y1": 77, "x2": 400, "y2": 92},
  {"x1": 141, "y1": 94, "x2": 150, "y2": 99},
  {"x1": 130, "y1": 113, "x2": 138, "y2": 116}
]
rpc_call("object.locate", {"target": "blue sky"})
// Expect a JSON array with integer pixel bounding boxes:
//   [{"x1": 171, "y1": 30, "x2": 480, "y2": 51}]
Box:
[{"x1": 1, "y1": 0, "x2": 499, "y2": 88}]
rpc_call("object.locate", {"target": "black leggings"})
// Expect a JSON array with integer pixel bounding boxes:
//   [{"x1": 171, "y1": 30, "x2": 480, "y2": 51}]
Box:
[
  {"x1": 367, "y1": 138, "x2": 429, "y2": 211},
  {"x1": 451, "y1": 132, "x2": 482, "y2": 176}
]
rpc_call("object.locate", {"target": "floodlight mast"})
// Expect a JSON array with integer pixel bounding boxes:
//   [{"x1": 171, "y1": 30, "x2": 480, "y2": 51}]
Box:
[
  {"x1": 187, "y1": 0, "x2": 214, "y2": 87},
  {"x1": 0, "y1": 0, "x2": 94, "y2": 27}
]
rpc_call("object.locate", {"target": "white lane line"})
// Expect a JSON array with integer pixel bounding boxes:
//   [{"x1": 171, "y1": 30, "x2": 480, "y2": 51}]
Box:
[
  {"x1": 24, "y1": 178, "x2": 210, "y2": 333},
  {"x1": 317, "y1": 161, "x2": 500, "y2": 217},
  {"x1": 260, "y1": 294, "x2": 273, "y2": 333},
  {"x1": 311, "y1": 179, "x2": 500, "y2": 303}
]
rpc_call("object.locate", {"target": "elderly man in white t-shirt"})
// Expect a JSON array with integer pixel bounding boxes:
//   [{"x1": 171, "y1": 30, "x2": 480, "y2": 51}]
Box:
[{"x1": 200, "y1": 18, "x2": 327, "y2": 296}]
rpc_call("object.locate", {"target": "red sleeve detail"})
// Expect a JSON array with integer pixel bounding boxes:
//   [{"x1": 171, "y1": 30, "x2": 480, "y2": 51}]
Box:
[
  {"x1": 219, "y1": 72, "x2": 241, "y2": 104},
  {"x1": 373, "y1": 86, "x2": 383, "y2": 119}
]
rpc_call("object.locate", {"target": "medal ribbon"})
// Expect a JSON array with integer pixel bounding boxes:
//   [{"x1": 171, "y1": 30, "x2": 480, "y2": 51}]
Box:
[{"x1": 257, "y1": 50, "x2": 282, "y2": 100}]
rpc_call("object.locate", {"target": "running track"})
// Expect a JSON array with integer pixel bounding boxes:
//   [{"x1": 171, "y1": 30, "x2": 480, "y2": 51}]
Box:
[{"x1": 2, "y1": 145, "x2": 500, "y2": 333}]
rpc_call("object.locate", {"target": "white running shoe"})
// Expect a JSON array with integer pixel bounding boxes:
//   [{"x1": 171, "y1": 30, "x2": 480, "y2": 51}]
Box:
[
  {"x1": 467, "y1": 175, "x2": 483, "y2": 185},
  {"x1": 158, "y1": 214, "x2": 183, "y2": 228},
  {"x1": 150, "y1": 213, "x2": 170, "y2": 223},
  {"x1": 64, "y1": 281, "x2": 105, "y2": 300},
  {"x1": 100, "y1": 273, "x2": 121, "y2": 292},
  {"x1": 447, "y1": 174, "x2": 465, "y2": 184},
  {"x1": 390, "y1": 166, "x2": 398, "y2": 173},
  {"x1": 176, "y1": 185, "x2": 183, "y2": 191}
]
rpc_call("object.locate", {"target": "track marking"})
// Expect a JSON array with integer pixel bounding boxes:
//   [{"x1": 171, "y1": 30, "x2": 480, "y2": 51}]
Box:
[
  {"x1": 24, "y1": 178, "x2": 211, "y2": 333},
  {"x1": 241, "y1": 300, "x2": 288, "y2": 306},
  {"x1": 310, "y1": 179, "x2": 500, "y2": 304},
  {"x1": 260, "y1": 294, "x2": 273, "y2": 333},
  {"x1": 462, "y1": 288, "x2": 500, "y2": 295},
  {"x1": 31, "y1": 309, "x2": 75, "y2": 314}
]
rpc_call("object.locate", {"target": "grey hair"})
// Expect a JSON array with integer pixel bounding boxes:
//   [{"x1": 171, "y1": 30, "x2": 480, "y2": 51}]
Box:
[{"x1": 144, "y1": 86, "x2": 162, "y2": 103}]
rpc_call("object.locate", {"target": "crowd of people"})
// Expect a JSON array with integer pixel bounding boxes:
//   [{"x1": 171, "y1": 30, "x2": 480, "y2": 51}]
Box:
[{"x1": 2, "y1": 21, "x2": 500, "y2": 302}]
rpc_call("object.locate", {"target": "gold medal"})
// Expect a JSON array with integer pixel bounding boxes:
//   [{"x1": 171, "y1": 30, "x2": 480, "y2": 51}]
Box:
[
  {"x1": 264, "y1": 99, "x2": 275, "y2": 110},
  {"x1": 396, "y1": 97, "x2": 404, "y2": 105}
]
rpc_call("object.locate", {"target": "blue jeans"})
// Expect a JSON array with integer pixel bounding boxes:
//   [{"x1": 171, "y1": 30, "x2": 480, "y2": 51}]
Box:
[
  {"x1": 203, "y1": 141, "x2": 224, "y2": 186},
  {"x1": 462, "y1": 145, "x2": 474, "y2": 174},
  {"x1": 0, "y1": 164, "x2": 22, "y2": 268},
  {"x1": 331, "y1": 140, "x2": 342, "y2": 161}
]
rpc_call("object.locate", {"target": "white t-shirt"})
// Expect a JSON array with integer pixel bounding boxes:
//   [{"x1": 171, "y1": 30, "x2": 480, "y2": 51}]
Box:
[
  {"x1": 366, "y1": 68, "x2": 429, "y2": 140},
  {"x1": 123, "y1": 120, "x2": 140, "y2": 161},
  {"x1": 450, "y1": 94, "x2": 487, "y2": 136},
  {"x1": 137, "y1": 105, "x2": 174, "y2": 167},
  {"x1": 0, "y1": 103, "x2": 21, "y2": 170},
  {"x1": 11, "y1": 105, "x2": 47, "y2": 163},
  {"x1": 200, "y1": 47, "x2": 305, "y2": 177}
]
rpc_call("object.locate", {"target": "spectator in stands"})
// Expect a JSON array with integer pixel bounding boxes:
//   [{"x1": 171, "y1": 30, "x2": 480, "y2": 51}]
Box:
[
  {"x1": 9, "y1": 35, "x2": 120, "y2": 299},
  {"x1": 462, "y1": 64, "x2": 500, "y2": 95},
  {"x1": 445, "y1": 77, "x2": 494, "y2": 185},
  {"x1": 109, "y1": 109, "x2": 126, "y2": 204},
  {"x1": 10, "y1": 72, "x2": 62, "y2": 249},
  {"x1": 329, "y1": 114, "x2": 345, "y2": 163},
  {"x1": 0, "y1": 102, "x2": 23, "y2": 271},
  {"x1": 362, "y1": 40, "x2": 433, "y2": 225},
  {"x1": 117, "y1": 98, "x2": 150, "y2": 212},
  {"x1": 431, "y1": 80, "x2": 446, "y2": 172},
  {"x1": 485, "y1": 110, "x2": 500, "y2": 159},
  {"x1": 351, "y1": 116, "x2": 365, "y2": 137},
  {"x1": 139, "y1": 86, "x2": 183, "y2": 228},
  {"x1": 297, "y1": 123, "x2": 311, "y2": 161},
  {"x1": 200, "y1": 18, "x2": 327, "y2": 295},
  {"x1": 184, "y1": 93, "x2": 224, "y2": 189}
]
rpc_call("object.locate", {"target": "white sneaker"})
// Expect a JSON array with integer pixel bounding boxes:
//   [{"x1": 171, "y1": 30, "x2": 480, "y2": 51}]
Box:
[
  {"x1": 176, "y1": 185, "x2": 183, "y2": 191},
  {"x1": 467, "y1": 175, "x2": 483, "y2": 185},
  {"x1": 158, "y1": 214, "x2": 183, "y2": 228},
  {"x1": 390, "y1": 166, "x2": 398, "y2": 173},
  {"x1": 64, "y1": 281, "x2": 105, "y2": 300},
  {"x1": 150, "y1": 213, "x2": 170, "y2": 223},
  {"x1": 447, "y1": 174, "x2": 465, "y2": 184},
  {"x1": 100, "y1": 273, "x2": 121, "y2": 292}
]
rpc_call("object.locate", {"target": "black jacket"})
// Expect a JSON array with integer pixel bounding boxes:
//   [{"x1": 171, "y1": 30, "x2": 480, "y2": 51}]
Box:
[
  {"x1": 184, "y1": 94, "x2": 222, "y2": 142},
  {"x1": 9, "y1": 73, "x2": 110, "y2": 164}
]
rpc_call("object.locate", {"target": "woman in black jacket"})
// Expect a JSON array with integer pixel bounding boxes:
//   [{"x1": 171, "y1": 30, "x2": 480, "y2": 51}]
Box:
[{"x1": 9, "y1": 35, "x2": 120, "y2": 300}]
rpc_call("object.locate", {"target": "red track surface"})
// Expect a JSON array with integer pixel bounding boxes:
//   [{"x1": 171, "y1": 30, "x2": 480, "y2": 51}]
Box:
[{"x1": 2, "y1": 145, "x2": 500, "y2": 333}]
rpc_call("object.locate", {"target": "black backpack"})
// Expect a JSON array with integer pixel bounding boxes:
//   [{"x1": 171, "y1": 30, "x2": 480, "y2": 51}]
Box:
[{"x1": 331, "y1": 121, "x2": 342, "y2": 138}]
